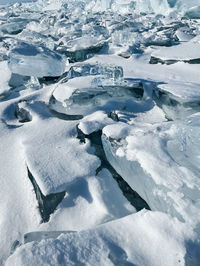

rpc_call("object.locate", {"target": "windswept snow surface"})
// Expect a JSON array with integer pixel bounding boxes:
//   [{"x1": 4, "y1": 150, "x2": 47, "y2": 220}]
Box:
[{"x1": 1, "y1": 0, "x2": 200, "y2": 265}]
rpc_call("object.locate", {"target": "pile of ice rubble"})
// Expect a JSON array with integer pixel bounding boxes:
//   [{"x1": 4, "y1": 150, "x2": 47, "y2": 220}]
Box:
[{"x1": 0, "y1": 0, "x2": 200, "y2": 265}]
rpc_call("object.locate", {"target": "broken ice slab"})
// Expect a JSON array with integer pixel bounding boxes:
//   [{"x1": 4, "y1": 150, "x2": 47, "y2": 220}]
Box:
[
  {"x1": 24, "y1": 118, "x2": 100, "y2": 195},
  {"x1": 184, "y1": 6, "x2": 200, "y2": 19},
  {"x1": 9, "y1": 74, "x2": 40, "y2": 91},
  {"x1": 49, "y1": 76, "x2": 147, "y2": 118},
  {"x1": 24, "y1": 231, "x2": 75, "y2": 244},
  {"x1": 0, "y1": 19, "x2": 28, "y2": 35},
  {"x1": 27, "y1": 168, "x2": 65, "y2": 223},
  {"x1": 64, "y1": 64, "x2": 123, "y2": 81},
  {"x1": 57, "y1": 35, "x2": 106, "y2": 62},
  {"x1": 157, "y1": 82, "x2": 200, "y2": 102},
  {"x1": 8, "y1": 42, "x2": 66, "y2": 77},
  {"x1": 18, "y1": 30, "x2": 55, "y2": 50},
  {"x1": 102, "y1": 116, "x2": 200, "y2": 233},
  {"x1": 175, "y1": 28, "x2": 195, "y2": 42},
  {"x1": 154, "y1": 82, "x2": 200, "y2": 120},
  {"x1": 150, "y1": 42, "x2": 200, "y2": 64}
]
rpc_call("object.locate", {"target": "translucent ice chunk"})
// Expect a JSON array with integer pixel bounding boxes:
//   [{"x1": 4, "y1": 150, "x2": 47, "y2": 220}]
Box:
[
  {"x1": 24, "y1": 231, "x2": 75, "y2": 244},
  {"x1": 59, "y1": 35, "x2": 106, "y2": 62},
  {"x1": 185, "y1": 6, "x2": 200, "y2": 19},
  {"x1": 0, "y1": 19, "x2": 28, "y2": 35},
  {"x1": 65, "y1": 64, "x2": 123, "y2": 81},
  {"x1": 8, "y1": 42, "x2": 66, "y2": 77}
]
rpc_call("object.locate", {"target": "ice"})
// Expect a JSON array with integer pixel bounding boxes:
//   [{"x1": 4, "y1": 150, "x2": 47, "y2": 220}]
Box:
[
  {"x1": 102, "y1": 115, "x2": 200, "y2": 234},
  {"x1": 1, "y1": 0, "x2": 200, "y2": 264},
  {"x1": 150, "y1": 42, "x2": 200, "y2": 64},
  {"x1": 157, "y1": 82, "x2": 200, "y2": 102},
  {"x1": 59, "y1": 36, "x2": 106, "y2": 62},
  {"x1": 0, "y1": 19, "x2": 28, "y2": 35},
  {"x1": 24, "y1": 118, "x2": 100, "y2": 195},
  {"x1": 23, "y1": 231, "x2": 75, "y2": 244},
  {"x1": 65, "y1": 64, "x2": 123, "y2": 81},
  {"x1": 8, "y1": 42, "x2": 66, "y2": 77},
  {"x1": 185, "y1": 6, "x2": 200, "y2": 19},
  {"x1": 0, "y1": 0, "x2": 35, "y2": 4}
]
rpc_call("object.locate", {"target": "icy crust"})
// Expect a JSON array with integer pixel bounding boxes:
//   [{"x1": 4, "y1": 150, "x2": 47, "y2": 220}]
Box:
[
  {"x1": 5, "y1": 210, "x2": 198, "y2": 266},
  {"x1": 102, "y1": 114, "x2": 200, "y2": 233}
]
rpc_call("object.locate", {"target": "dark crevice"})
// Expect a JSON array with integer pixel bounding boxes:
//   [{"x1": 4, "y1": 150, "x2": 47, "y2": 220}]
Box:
[
  {"x1": 48, "y1": 108, "x2": 83, "y2": 121},
  {"x1": 15, "y1": 102, "x2": 32, "y2": 123},
  {"x1": 150, "y1": 56, "x2": 200, "y2": 65},
  {"x1": 58, "y1": 44, "x2": 104, "y2": 63},
  {"x1": 76, "y1": 126, "x2": 150, "y2": 212},
  {"x1": 27, "y1": 168, "x2": 65, "y2": 223}
]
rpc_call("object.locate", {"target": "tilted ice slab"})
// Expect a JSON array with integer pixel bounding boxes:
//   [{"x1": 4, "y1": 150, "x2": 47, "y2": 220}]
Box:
[
  {"x1": 151, "y1": 42, "x2": 200, "y2": 64},
  {"x1": 24, "y1": 119, "x2": 100, "y2": 195},
  {"x1": 8, "y1": 42, "x2": 66, "y2": 77},
  {"x1": 6, "y1": 210, "x2": 199, "y2": 266},
  {"x1": 102, "y1": 114, "x2": 200, "y2": 234},
  {"x1": 38, "y1": 168, "x2": 136, "y2": 232},
  {"x1": 155, "y1": 82, "x2": 200, "y2": 121},
  {"x1": 158, "y1": 82, "x2": 200, "y2": 102}
]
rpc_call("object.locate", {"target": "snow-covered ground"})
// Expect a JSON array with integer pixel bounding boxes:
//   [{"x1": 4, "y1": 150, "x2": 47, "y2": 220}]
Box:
[{"x1": 0, "y1": 0, "x2": 200, "y2": 265}]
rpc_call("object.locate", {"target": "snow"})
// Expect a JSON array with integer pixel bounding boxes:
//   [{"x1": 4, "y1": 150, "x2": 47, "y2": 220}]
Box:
[
  {"x1": 5, "y1": 210, "x2": 199, "y2": 266},
  {"x1": 102, "y1": 115, "x2": 200, "y2": 232},
  {"x1": 78, "y1": 111, "x2": 114, "y2": 135}
]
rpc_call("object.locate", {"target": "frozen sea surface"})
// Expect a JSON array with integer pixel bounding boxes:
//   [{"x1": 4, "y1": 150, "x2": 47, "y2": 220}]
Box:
[{"x1": 0, "y1": 0, "x2": 200, "y2": 265}]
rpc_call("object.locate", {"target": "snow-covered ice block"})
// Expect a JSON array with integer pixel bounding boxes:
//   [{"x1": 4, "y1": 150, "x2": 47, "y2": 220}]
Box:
[
  {"x1": 158, "y1": 82, "x2": 200, "y2": 102},
  {"x1": 8, "y1": 42, "x2": 66, "y2": 77},
  {"x1": 184, "y1": 5, "x2": 200, "y2": 19},
  {"x1": 38, "y1": 168, "x2": 136, "y2": 232},
  {"x1": 78, "y1": 111, "x2": 114, "y2": 135},
  {"x1": 24, "y1": 119, "x2": 100, "y2": 195},
  {"x1": 6, "y1": 210, "x2": 199, "y2": 266},
  {"x1": 150, "y1": 42, "x2": 200, "y2": 64},
  {"x1": 102, "y1": 114, "x2": 200, "y2": 234}
]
